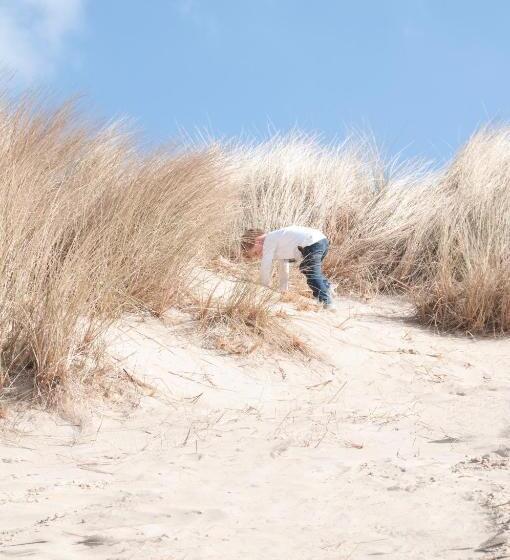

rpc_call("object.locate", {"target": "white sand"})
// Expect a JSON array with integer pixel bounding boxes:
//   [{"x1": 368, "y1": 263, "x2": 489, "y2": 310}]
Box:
[{"x1": 1, "y1": 295, "x2": 510, "y2": 559}]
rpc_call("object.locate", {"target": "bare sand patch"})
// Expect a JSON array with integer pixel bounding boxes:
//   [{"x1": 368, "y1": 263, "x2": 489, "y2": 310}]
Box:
[{"x1": 1, "y1": 296, "x2": 509, "y2": 559}]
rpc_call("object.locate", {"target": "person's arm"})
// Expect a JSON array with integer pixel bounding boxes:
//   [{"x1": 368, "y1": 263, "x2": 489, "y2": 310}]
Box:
[
  {"x1": 277, "y1": 260, "x2": 290, "y2": 292},
  {"x1": 259, "y1": 237, "x2": 276, "y2": 287}
]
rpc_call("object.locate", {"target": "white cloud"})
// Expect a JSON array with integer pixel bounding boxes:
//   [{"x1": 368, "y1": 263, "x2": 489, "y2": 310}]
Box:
[{"x1": 0, "y1": 0, "x2": 85, "y2": 83}]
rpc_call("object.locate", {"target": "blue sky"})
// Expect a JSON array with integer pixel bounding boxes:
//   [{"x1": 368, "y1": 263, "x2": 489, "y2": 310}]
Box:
[{"x1": 1, "y1": 0, "x2": 509, "y2": 162}]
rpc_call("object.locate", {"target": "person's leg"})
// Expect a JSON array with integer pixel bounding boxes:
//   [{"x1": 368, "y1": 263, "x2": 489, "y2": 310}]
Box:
[
  {"x1": 319, "y1": 239, "x2": 338, "y2": 299},
  {"x1": 299, "y1": 240, "x2": 332, "y2": 305},
  {"x1": 320, "y1": 240, "x2": 331, "y2": 289}
]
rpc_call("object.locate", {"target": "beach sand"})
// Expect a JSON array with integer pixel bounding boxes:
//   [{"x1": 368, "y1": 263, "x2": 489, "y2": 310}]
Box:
[{"x1": 1, "y1": 295, "x2": 509, "y2": 559}]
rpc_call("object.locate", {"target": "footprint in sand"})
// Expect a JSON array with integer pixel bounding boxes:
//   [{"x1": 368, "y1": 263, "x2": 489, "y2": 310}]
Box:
[
  {"x1": 270, "y1": 439, "x2": 293, "y2": 458},
  {"x1": 75, "y1": 534, "x2": 118, "y2": 547}
]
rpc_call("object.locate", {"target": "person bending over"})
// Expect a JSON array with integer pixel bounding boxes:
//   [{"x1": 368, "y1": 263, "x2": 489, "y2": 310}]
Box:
[{"x1": 241, "y1": 225, "x2": 335, "y2": 309}]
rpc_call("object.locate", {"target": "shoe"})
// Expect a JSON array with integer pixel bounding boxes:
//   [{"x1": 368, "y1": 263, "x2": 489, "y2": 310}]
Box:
[{"x1": 323, "y1": 302, "x2": 337, "y2": 312}]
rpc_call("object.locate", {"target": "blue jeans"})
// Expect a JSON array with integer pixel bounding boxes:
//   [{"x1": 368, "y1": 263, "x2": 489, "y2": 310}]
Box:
[{"x1": 298, "y1": 239, "x2": 332, "y2": 304}]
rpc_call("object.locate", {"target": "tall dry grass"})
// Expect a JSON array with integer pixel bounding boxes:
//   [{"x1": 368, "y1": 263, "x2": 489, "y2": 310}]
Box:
[
  {"x1": 0, "y1": 94, "x2": 235, "y2": 404},
  {"x1": 1, "y1": 91, "x2": 508, "y2": 411},
  {"x1": 413, "y1": 127, "x2": 510, "y2": 333},
  {"x1": 328, "y1": 161, "x2": 441, "y2": 292},
  {"x1": 225, "y1": 129, "x2": 510, "y2": 332},
  {"x1": 223, "y1": 133, "x2": 438, "y2": 292},
  {"x1": 223, "y1": 133, "x2": 384, "y2": 257}
]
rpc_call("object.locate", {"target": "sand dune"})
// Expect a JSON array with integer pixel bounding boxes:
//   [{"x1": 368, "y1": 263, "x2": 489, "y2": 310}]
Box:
[{"x1": 1, "y1": 296, "x2": 509, "y2": 559}]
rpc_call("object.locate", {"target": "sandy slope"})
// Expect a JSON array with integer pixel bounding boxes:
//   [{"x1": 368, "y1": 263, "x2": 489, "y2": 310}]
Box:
[{"x1": 1, "y1": 295, "x2": 510, "y2": 559}]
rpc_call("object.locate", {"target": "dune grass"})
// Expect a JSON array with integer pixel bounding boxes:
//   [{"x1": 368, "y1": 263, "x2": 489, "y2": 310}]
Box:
[
  {"x1": 223, "y1": 133, "x2": 383, "y2": 257},
  {"x1": 0, "y1": 92, "x2": 508, "y2": 408},
  {"x1": 226, "y1": 129, "x2": 510, "y2": 332},
  {"x1": 0, "y1": 95, "x2": 234, "y2": 405},
  {"x1": 413, "y1": 127, "x2": 510, "y2": 333},
  {"x1": 193, "y1": 280, "x2": 311, "y2": 355},
  {"x1": 223, "y1": 133, "x2": 440, "y2": 293}
]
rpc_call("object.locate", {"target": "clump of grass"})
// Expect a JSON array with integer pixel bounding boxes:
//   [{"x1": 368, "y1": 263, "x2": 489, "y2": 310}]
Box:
[
  {"x1": 222, "y1": 128, "x2": 510, "y2": 334},
  {"x1": 194, "y1": 281, "x2": 312, "y2": 355},
  {"x1": 326, "y1": 160, "x2": 441, "y2": 293},
  {"x1": 221, "y1": 132, "x2": 438, "y2": 295},
  {"x1": 222, "y1": 132, "x2": 383, "y2": 259},
  {"x1": 0, "y1": 93, "x2": 235, "y2": 406},
  {"x1": 413, "y1": 127, "x2": 510, "y2": 333}
]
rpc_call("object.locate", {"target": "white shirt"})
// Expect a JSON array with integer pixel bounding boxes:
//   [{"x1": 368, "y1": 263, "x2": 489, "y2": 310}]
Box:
[{"x1": 260, "y1": 226, "x2": 326, "y2": 291}]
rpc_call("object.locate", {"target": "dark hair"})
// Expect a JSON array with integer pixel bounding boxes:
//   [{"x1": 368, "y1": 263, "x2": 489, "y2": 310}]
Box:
[{"x1": 241, "y1": 228, "x2": 264, "y2": 254}]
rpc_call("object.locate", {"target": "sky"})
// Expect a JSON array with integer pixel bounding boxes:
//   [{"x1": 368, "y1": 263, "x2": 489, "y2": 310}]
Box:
[{"x1": 0, "y1": 0, "x2": 509, "y2": 162}]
